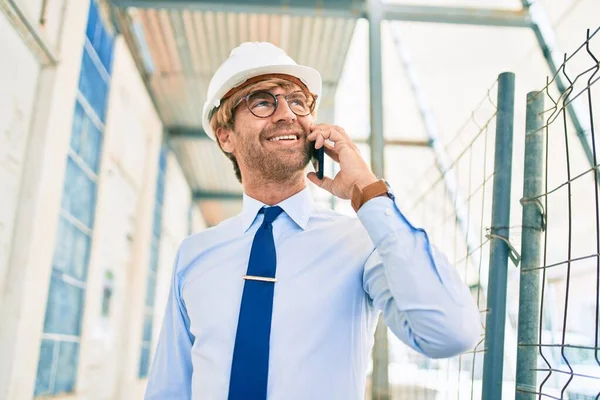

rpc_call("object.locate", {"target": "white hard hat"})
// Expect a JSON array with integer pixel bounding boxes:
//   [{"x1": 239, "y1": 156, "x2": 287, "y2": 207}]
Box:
[{"x1": 201, "y1": 42, "x2": 322, "y2": 140}]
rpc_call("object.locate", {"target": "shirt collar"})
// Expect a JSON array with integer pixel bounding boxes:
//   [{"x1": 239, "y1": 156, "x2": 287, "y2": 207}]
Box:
[{"x1": 241, "y1": 186, "x2": 314, "y2": 232}]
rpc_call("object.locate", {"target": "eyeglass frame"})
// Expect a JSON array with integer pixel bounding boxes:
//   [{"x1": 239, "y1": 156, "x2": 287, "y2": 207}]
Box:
[{"x1": 232, "y1": 89, "x2": 318, "y2": 119}]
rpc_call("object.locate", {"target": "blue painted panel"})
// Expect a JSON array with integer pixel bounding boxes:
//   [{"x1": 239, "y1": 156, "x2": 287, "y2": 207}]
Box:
[
  {"x1": 85, "y1": 0, "x2": 114, "y2": 74},
  {"x1": 139, "y1": 344, "x2": 151, "y2": 378},
  {"x1": 85, "y1": 1, "x2": 98, "y2": 44},
  {"x1": 80, "y1": 121, "x2": 103, "y2": 173},
  {"x1": 70, "y1": 102, "x2": 85, "y2": 154},
  {"x1": 36, "y1": 1, "x2": 114, "y2": 394},
  {"x1": 159, "y1": 146, "x2": 167, "y2": 170},
  {"x1": 52, "y1": 217, "x2": 91, "y2": 281},
  {"x1": 78, "y1": 48, "x2": 109, "y2": 122},
  {"x1": 143, "y1": 314, "x2": 153, "y2": 342},
  {"x1": 138, "y1": 146, "x2": 168, "y2": 378},
  {"x1": 98, "y1": 30, "x2": 115, "y2": 75},
  {"x1": 145, "y1": 271, "x2": 156, "y2": 308},
  {"x1": 53, "y1": 341, "x2": 80, "y2": 394},
  {"x1": 52, "y1": 217, "x2": 74, "y2": 275},
  {"x1": 43, "y1": 274, "x2": 85, "y2": 335},
  {"x1": 69, "y1": 223, "x2": 92, "y2": 281},
  {"x1": 34, "y1": 339, "x2": 55, "y2": 396},
  {"x1": 149, "y1": 241, "x2": 159, "y2": 272},
  {"x1": 61, "y1": 158, "x2": 97, "y2": 228},
  {"x1": 152, "y1": 207, "x2": 162, "y2": 238}
]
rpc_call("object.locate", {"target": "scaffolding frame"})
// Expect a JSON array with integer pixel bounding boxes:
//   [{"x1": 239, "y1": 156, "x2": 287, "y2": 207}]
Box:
[{"x1": 105, "y1": 0, "x2": 595, "y2": 397}]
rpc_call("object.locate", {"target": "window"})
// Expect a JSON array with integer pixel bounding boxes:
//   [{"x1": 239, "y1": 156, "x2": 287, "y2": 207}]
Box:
[
  {"x1": 34, "y1": 1, "x2": 114, "y2": 396},
  {"x1": 139, "y1": 146, "x2": 168, "y2": 378}
]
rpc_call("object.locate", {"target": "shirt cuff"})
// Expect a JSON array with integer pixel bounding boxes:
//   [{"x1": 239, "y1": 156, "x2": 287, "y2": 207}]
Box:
[{"x1": 356, "y1": 196, "x2": 415, "y2": 247}]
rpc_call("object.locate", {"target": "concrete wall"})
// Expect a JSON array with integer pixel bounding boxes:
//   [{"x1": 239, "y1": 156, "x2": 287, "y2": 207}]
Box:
[
  {"x1": 0, "y1": 0, "x2": 90, "y2": 397},
  {"x1": 0, "y1": 2, "x2": 203, "y2": 399},
  {"x1": 0, "y1": 8, "x2": 41, "y2": 303}
]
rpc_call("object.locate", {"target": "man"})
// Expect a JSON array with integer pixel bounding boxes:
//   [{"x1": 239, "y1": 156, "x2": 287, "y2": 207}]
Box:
[{"x1": 145, "y1": 42, "x2": 481, "y2": 400}]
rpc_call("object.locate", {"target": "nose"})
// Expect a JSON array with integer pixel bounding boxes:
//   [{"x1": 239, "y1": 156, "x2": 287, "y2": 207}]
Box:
[{"x1": 270, "y1": 94, "x2": 296, "y2": 124}]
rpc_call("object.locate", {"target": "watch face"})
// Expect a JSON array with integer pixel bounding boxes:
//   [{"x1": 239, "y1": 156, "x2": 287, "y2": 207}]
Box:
[{"x1": 383, "y1": 179, "x2": 395, "y2": 200}]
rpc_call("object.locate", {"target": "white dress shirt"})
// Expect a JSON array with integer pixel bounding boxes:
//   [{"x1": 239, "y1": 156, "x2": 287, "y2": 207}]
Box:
[{"x1": 145, "y1": 185, "x2": 481, "y2": 399}]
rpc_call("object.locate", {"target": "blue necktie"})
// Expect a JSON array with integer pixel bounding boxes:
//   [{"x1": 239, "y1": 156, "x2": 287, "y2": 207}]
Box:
[{"x1": 228, "y1": 206, "x2": 284, "y2": 400}]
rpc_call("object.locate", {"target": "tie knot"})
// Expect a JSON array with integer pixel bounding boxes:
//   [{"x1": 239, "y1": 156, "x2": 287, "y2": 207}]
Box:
[{"x1": 262, "y1": 206, "x2": 283, "y2": 224}]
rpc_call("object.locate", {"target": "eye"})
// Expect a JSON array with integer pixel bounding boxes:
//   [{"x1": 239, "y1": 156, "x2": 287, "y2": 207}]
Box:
[
  {"x1": 287, "y1": 92, "x2": 310, "y2": 108},
  {"x1": 252, "y1": 101, "x2": 271, "y2": 108},
  {"x1": 290, "y1": 99, "x2": 305, "y2": 107},
  {"x1": 247, "y1": 92, "x2": 276, "y2": 110}
]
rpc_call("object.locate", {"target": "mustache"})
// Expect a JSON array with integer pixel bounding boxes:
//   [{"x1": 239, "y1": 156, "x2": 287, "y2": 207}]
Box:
[{"x1": 261, "y1": 123, "x2": 306, "y2": 140}]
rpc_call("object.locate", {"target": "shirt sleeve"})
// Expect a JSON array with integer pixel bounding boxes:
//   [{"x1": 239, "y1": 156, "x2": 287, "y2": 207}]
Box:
[
  {"x1": 145, "y1": 248, "x2": 195, "y2": 399},
  {"x1": 359, "y1": 195, "x2": 482, "y2": 359}
]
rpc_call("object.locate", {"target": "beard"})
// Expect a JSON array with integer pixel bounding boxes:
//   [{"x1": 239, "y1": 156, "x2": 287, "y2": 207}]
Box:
[{"x1": 236, "y1": 122, "x2": 312, "y2": 183}]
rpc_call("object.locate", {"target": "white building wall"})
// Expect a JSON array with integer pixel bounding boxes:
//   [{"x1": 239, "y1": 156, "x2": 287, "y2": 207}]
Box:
[
  {"x1": 74, "y1": 33, "x2": 164, "y2": 400},
  {"x1": 0, "y1": 2, "x2": 205, "y2": 399},
  {"x1": 0, "y1": 9, "x2": 41, "y2": 301},
  {"x1": 0, "y1": 0, "x2": 89, "y2": 397}
]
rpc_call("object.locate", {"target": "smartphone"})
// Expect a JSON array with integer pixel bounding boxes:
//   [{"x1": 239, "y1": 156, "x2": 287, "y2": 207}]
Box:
[{"x1": 311, "y1": 143, "x2": 325, "y2": 180}]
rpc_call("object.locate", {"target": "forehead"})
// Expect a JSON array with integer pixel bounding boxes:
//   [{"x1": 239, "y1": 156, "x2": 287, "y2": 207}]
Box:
[{"x1": 246, "y1": 80, "x2": 303, "y2": 94}]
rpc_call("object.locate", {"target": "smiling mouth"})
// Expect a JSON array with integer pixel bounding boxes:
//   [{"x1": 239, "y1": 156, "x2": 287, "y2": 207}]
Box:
[{"x1": 267, "y1": 134, "x2": 300, "y2": 142}]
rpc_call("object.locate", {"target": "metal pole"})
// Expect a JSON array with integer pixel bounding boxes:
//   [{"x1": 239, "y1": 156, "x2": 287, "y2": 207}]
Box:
[
  {"x1": 368, "y1": 0, "x2": 385, "y2": 179},
  {"x1": 482, "y1": 72, "x2": 516, "y2": 400},
  {"x1": 515, "y1": 91, "x2": 545, "y2": 400},
  {"x1": 522, "y1": 0, "x2": 596, "y2": 168},
  {"x1": 368, "y1": 0, "x2": 389, "y2": 399}
]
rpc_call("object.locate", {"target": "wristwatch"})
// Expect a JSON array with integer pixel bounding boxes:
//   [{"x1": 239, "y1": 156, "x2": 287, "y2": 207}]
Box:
[{"x1": 351, "y1": 179, "x2": 394, "y2": 212}]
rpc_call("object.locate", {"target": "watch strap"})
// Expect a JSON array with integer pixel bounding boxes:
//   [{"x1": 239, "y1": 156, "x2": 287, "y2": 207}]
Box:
[{"x1": 351, "y1": 179, "x2": 389, "y2": 212}]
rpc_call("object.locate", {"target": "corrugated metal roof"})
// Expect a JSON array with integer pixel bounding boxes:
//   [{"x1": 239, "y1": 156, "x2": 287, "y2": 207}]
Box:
[
  {"x1": 128, "y1": 8, "x2": 356, "y2": 127},
  {"x1": 113, "y1": 5, "x2": 356, "y2": 223},
  {"x1": 168, "y1": 139, "x2": 240, "y2": 192}
]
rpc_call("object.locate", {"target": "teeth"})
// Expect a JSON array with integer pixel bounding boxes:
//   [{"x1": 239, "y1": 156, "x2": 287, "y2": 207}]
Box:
[{"x1": 269, "y1": 135, "x2": 298, "y2": 141}]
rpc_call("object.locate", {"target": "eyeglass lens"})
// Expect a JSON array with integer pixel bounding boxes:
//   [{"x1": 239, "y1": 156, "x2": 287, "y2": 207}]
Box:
[{"x1": 246, "y1": 91, "x2": 314, "y2": 118}]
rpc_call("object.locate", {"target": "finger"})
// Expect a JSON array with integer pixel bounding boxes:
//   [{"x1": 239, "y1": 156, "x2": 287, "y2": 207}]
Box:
[
  {"x1": 310, "y1": 125, "x2": 350, "y2": 145},
  {"x1": 323, "y1": 142, "x2": 339, "y2": 163},
  {"x1": 316, "y1": 133, "x2": 325, "y2": 149},
  {"x1": 307, "y1": 172, "x2": 335, "y2": 194}
]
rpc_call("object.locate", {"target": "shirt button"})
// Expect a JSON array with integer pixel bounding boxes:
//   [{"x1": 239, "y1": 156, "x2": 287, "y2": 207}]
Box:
[{"x1": 385, "y1": 208, "x2": 393, "y2": 216}]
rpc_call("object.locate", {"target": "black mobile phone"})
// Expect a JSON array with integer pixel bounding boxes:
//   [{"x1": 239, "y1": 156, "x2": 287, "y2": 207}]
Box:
[{"x1": 311, "y1": 143, "x2": 325, "y2": 180}]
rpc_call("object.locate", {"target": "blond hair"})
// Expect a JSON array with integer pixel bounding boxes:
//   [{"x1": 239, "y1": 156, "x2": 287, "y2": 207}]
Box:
[{"x1": 210, "y1": 78, "x2": 315, "y2": 183}]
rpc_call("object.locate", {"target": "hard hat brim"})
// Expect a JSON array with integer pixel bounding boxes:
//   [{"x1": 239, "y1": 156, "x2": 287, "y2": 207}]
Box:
[{"x1": 202, "y1": 64, "x2": 322, "y2": 141}]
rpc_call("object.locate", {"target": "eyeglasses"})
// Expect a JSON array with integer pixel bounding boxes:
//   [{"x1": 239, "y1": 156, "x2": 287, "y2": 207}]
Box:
[{"x1": 234, "y1": 90, "x2": 317, "y2": 118}]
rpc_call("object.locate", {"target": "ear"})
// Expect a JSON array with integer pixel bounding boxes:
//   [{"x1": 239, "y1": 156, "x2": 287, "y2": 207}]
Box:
[{"x1": 216, "y1": 127, "x2": 235, "y2": 153}]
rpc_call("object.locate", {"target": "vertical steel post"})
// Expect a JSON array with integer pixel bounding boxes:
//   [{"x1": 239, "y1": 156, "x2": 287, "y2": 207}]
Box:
[
  {"x1": 368, "y1": 0, "x2": 385, "y2": 180},
  {"x1": 515, "y1": 91, "x2": 545, "y2": 400},
  {"x1": 482, "y1": 72, "x2": 516, "y2": 400},
  {"x1": 368, "y1": 0, "x2": 389, "y2": 399}
]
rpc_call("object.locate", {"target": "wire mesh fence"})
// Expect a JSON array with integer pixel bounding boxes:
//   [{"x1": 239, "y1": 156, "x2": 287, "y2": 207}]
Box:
[
  {"x1": 516, "y1": 27, "x2": 600, "y2": 400},
  {"x1": 382, "y1": 26, "x2": 600, "y2": 400},
  {"x1": 387, "y1": 75, "x2": 504, "y2": 400}
]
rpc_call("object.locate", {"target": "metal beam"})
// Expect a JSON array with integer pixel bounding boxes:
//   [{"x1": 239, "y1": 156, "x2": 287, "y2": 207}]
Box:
[
  {"x1": 355, "y1": 137, "x2": 431, "y2": 147},
  {"x1": 522, "y1": 0, "x2": 596, "y2": 169},
  {"x1": 367, "y1": 1, "x2": 390, "y2": 399},
  {"x1": 109, "y1": 0, "x2": 531, "y2": 28},
  {"x1": 192, "y1": 190, "x2": 243, "y2": 201},
  {"x1": 382, "y1": 4, "x2": 530, "y2": 27},
  {"x1": 168, "y1": 127, "x2": 211, "y2": 141},
  {"x1": 1, "y1": 0, "x2": 58, "y2": 65},
  {"x1": 108, "y1": 0, "x2": 363, "y2": 18}
]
